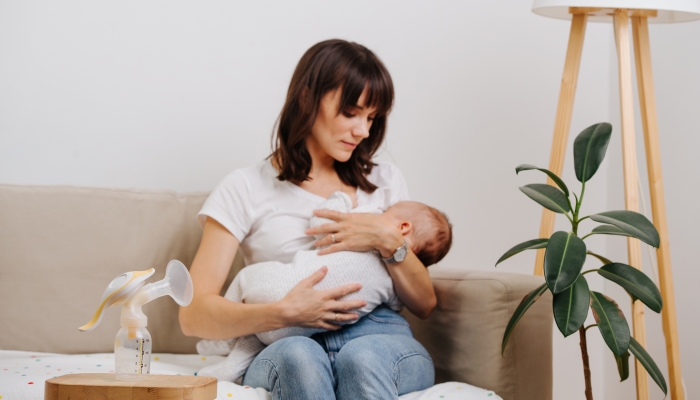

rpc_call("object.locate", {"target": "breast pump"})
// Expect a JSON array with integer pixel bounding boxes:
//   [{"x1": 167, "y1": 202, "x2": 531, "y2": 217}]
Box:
[{"x1": 79, "y1": 260, "x2": 193, "y2": 381}]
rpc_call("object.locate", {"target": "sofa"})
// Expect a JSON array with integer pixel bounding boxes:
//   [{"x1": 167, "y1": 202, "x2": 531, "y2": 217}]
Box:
[{"x1": 0, "y1": 184, "x2": 553, "y2": 399}]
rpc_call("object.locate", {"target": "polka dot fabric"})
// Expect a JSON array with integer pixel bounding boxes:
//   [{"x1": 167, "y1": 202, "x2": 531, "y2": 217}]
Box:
[
  {"x1": 0, "y1": 351, "x2": 499, "y2": 399},
  {"x1": 400, "y1": 382, "x2": 502, "y2": 400},
  {"x1": 0, "y1": 351, "x2": 224, "y2": 400}
]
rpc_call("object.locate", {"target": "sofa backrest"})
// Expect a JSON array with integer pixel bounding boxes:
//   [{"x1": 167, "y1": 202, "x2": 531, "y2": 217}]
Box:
[
  {"x1": 0, "y1": 184, "x2": 245, "y2": 354},
  {"x1": 1, "y1": 184, "x2": 554, "y2": 398}
]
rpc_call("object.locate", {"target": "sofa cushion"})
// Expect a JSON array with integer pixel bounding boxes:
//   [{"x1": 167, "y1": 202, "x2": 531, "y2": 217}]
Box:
[
  {"x1": 403, "y1": 267, "x2": 553, "y2": 400},
  {"x1": 0, "y1": 184, "x2": 243, "y2": 354}
]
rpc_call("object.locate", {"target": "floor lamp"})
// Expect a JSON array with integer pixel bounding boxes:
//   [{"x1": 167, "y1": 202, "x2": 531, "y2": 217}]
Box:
[{"x1": 530, "y1": 1, "x2": 700, "y2": 399}]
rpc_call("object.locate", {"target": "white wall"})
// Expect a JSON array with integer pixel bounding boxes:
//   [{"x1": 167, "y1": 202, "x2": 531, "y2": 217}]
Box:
[{"x1": 7, "y1": 1, "x2": 697, "y2": 399}]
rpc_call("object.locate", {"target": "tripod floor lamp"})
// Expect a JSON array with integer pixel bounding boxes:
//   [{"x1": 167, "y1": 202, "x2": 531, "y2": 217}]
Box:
[{"x1": 530, "y1": 1, "x2": 700, "y2": 399}]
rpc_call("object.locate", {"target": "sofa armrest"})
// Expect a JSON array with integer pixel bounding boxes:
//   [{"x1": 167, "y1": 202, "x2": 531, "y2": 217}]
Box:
[{"x1": 401, "y1": 268, "x2": 553, "y2": 400}]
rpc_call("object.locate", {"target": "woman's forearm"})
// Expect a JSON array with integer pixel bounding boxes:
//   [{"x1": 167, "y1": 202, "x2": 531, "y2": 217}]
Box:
[
  {"x1": 180, "y1": 217, "x2": 291, "y2": 340},
  {"x1": 386, "y1": 250, "x2": 437, "y2": 319},
  {"x1": 180, "y1": 294, "x2": 287, "y2": 340}
]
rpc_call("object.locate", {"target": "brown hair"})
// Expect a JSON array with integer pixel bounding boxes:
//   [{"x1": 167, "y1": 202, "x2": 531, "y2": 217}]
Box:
[
  {"x1": 411, "y1": 205, "x2": 453, "y2": 267},
  {"x1": 270, "y1": 39, "x2": 394, "y2": 193}
]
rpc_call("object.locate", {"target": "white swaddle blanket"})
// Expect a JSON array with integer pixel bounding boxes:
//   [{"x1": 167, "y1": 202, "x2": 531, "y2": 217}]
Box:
[{"x1": 196, "y1": 191, "x2": 402, "y2": 382}]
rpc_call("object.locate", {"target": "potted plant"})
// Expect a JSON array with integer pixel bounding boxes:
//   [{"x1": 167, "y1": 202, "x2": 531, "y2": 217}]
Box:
[{"x1": 496, "y1": 122, "x2": 667, "y2": 400}]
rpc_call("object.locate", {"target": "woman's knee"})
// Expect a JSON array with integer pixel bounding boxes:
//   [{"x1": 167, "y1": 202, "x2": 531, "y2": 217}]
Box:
[
  {"x1": 258, "y1": 336, "x2": 328, "y2": 370},
  {"x1": 337, "y1": 334, "x2": 431, "y2": 364},
  {"x1": 335, "y1": 335, "x2": 434, "y2": 395},
  {"x1": 243, "y1": 336, "x2": 334, "y2": 393}
]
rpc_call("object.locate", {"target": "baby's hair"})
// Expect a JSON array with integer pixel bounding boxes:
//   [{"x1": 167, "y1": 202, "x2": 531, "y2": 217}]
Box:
[{"x1": 409, "y1": 204, "x2": 453, "y2": 267}]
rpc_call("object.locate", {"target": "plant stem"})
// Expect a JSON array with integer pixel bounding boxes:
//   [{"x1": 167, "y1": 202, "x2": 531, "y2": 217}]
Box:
[
  {"x1": 581, "y1": 269, "x2": 599, "y2": 276},
  {"x1": 579, "y1": 326, "x2": 594, "y2": 400},
  {"x1": 577, "y1": 181, "x2": 587, "y2": 215},
  {"x1": 572, "y1": 182, "x2": 587, "y2": 236}
]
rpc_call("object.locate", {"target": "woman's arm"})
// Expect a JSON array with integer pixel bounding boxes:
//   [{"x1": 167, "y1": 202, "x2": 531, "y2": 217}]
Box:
[
  {"x1": 381, "y1": 248, "x2": 437, "y2": 320},
  {"x1": 306, "y1": 211, "x2": 437, "y2": 319},
  {"x1": 179, "y1": 217, "x2": 285, "y2": 339},
  {"x1": 179, "y1": 217, "x2": 367, "y2": 339}
]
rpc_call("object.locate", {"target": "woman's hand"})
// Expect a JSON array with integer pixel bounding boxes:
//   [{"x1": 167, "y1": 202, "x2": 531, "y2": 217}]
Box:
[
  {"x1": 277, "y1": 266, "x2": 367, "y2": 330},
  {"x1": 307, "y1": 210, "x2": 438, "y2": 319},
  {"x1": 305, "y1": 210, "x2": 403, "y2": 258}
]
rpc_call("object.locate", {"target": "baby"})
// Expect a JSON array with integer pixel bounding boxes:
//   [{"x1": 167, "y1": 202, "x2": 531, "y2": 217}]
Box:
[{"x1": 196, "y1": 191, "x2": 452, "y2": 382}]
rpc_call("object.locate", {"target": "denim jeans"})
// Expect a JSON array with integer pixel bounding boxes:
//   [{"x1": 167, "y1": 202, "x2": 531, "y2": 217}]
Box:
[{"x1": 242, "y1": 305, "x2": 435, "y2": 399}]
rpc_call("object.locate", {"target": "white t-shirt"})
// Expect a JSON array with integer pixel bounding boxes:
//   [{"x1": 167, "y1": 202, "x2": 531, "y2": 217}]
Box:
[{"x1": 198, "y1": 159, "x2": 410, "y2": 265}]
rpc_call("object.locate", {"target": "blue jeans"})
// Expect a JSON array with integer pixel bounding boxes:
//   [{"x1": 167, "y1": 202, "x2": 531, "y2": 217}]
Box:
[{"x1": 242, "y1": 305, "x2": 435, "y2": 399}]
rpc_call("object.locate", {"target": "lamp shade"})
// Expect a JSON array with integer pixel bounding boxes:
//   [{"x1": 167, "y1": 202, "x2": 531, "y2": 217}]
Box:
[{"x1": 532, "y1": 0, "x2": 700, "y2": 22}]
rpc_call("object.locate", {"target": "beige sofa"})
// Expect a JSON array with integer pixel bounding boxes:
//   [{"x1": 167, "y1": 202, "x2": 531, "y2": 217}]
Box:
[{"x1": 0, "y1": 184, "x2": 553, "y2": 399}]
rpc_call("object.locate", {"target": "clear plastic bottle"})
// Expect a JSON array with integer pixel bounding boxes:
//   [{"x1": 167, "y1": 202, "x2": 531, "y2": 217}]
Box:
[{"x1": 114, "y1": 325, "x2": 152, "y2": 381}]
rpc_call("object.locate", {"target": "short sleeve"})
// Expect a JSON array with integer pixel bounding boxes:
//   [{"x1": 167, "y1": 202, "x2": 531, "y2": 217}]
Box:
[
  {"x1": 198, "y1": 169, "x2": 255, "y2": 242},
  {"x1": 384, "y1": 163, "x2": 410, "y2": 205}
]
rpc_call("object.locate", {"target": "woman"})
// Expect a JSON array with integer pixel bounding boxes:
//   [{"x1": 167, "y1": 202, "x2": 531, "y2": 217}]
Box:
[{"x1": 179, "y1": 39, "x2": 437, "y2": 399}]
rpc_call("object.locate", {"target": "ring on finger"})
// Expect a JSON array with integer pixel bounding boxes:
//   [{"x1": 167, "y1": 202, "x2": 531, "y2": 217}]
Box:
[
  {"x1": 331, "y1": 234, "x2": 336, "y2": 243},
  {"x1": 334, "y1": 313, "x2": 339, "y2": 322}
]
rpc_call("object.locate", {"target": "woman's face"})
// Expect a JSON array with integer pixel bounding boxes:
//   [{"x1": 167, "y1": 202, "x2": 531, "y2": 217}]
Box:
[{"x1": 307, "y1": 87, "x2": 377, "y2": 164}]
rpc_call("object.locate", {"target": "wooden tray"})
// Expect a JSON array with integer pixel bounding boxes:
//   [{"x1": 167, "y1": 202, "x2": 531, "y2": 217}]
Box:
[{"x1": 44, "y1": 373, "x2": 217, "y2": 400}]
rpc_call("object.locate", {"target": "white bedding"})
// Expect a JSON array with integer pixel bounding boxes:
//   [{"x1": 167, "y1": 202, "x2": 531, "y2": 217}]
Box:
[{"x1": 0, "y1": 350, "x2": 501, "y2": 400}]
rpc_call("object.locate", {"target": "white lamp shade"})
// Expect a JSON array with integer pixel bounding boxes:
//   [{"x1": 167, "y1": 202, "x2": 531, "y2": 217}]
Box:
[{"x1": 532, "y1": 0, "x2": 700, "y2": 22}]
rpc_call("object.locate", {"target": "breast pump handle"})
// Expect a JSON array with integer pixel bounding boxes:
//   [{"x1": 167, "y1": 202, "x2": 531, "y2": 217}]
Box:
[
  {"x1": 79, "y1": 260, "x2": 193, "y2": 331},
  {"x1": 121, "y1": 260, "x2": 194, "y2": 327}
]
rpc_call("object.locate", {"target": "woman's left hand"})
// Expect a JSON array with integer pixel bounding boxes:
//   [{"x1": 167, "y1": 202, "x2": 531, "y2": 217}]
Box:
[{"x1": 305, "y1": 210, "x2": 402, "y2": 258}]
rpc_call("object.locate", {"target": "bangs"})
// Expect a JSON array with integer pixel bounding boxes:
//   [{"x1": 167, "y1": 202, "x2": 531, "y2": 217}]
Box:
[{"x1": 338, "y1": 59, "x2": 394, "y2": 117}]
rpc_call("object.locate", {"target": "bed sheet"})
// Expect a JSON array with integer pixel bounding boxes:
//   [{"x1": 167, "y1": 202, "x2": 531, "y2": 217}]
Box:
[{"x1": 0, "y1": 350, "x2": 500, "y2": 399}]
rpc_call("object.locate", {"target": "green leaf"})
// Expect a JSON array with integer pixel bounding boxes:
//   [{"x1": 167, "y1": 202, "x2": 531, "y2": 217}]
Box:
[
  {"x1": 590, "y1": 291, "x2": 630, "y2": 357},
  {"x1": 495, "y1": 238, "x2": 549, "y2": 266},
  {"x1": 502, "y1": 282, "x2": 548, "y2": 355},
  {"x1": 628, "y1": 336, "x2": 668, "y2": 395},
  {"x1": 614, "y1": 352, "x2": 631, "y2": 382},
  {"x1": 590, "y1": 225, "x2": 634, "y2": 238},
  {"x1": 544, "y1": 232, "x2": 587, "y2": 293},
  {"x1": 520, "y1": 184, "x2": 571, "y2": 214},
  {"x1": 573, "y1": 122, "x2": 612, "y2": 183},
  {"x1": 587, "y1": 251, "x2": 613, "y2": 265},
  {"x1": 553, "y1": 275, "x2": 590, "y2": 337},
  {"x1": 515, "y1": 164, "x2": 570, "y2": 197},
  {"x1": 598, "y1": 263, "x2": 663, "y2": 313},
  {"x1": 590, "y1": 211, "x2": 660, "y2": 248}
]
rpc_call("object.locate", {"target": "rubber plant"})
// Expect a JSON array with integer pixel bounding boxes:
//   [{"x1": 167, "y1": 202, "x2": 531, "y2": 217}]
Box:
[{"x1": 496, "y1": 122, "x2": 667, "y2": 400}]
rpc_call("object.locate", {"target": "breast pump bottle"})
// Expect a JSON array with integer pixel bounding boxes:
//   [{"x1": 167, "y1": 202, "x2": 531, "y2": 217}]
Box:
[{"x1": 79, "y1": 260, "x2": 193, "y2": 381}]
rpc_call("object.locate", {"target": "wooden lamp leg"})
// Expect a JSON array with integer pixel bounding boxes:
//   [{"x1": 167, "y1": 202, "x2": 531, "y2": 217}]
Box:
[
  {"x1": 632, "y1": 15, "x2": 685, "y2": 400},
  {"x1": 534, "y1": 12, "x2": 588, "y2": 276},
  {"x1": 613, "y1": 9, "x2": 650, "y2": 400}
]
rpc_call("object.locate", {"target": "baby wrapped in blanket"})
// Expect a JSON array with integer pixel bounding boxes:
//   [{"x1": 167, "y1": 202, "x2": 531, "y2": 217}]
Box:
[{"x1": 196, "y1": 191, "x2": 452, "y2": 382}]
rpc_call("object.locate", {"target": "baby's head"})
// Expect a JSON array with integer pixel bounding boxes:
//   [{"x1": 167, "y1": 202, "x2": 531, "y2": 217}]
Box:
[{"x1": 383, "y1": 201, "x2": 453, "y2": 267}]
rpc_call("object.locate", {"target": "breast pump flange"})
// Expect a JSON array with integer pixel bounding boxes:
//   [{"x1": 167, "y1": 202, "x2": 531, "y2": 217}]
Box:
[{"x1": 79, "y1": 260, "x2": 193, "y2": 381}]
